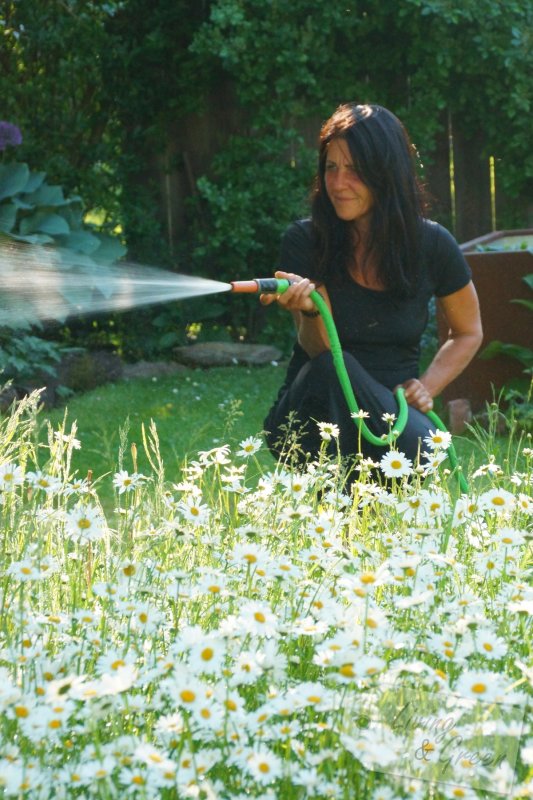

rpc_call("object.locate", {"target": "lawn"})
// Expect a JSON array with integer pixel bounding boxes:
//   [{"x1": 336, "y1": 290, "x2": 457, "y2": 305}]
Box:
[{"x1": 39, "y1": 364, "x2": 284, "y2": 507}]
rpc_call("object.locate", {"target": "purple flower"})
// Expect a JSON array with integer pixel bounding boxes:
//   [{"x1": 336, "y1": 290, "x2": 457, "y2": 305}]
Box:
[{"x1": 0, "y1": 121, "x2": 23, "y2": 151}]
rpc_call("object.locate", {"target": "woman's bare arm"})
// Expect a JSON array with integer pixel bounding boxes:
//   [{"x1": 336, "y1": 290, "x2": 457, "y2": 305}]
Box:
[{"x1": 398, "y1": 281, "x2": 483, "y2": 412}]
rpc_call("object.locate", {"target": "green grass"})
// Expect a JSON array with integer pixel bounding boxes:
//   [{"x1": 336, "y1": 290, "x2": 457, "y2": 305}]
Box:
[
  {"x1": 39, "y1": 365, "x2": 282, "y2": 494},
  {"x1": 38, "y1": 363, "x2": 524, "y2": 510}
]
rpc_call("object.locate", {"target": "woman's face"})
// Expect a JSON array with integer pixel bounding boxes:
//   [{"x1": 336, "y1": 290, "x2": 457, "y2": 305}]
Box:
[{"x1": 324, "y1": 138, "x2": 374, "y2": 224}]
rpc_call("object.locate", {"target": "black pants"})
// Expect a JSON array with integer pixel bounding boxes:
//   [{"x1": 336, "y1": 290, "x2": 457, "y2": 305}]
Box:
[{"x1": 264, "y1": 351, "x2": 433, "y2": 466}]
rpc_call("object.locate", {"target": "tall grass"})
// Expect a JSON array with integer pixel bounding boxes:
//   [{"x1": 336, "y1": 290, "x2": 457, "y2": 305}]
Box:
[{"x1": 0, "y1": 384, "x2": 531, "y2": 798}]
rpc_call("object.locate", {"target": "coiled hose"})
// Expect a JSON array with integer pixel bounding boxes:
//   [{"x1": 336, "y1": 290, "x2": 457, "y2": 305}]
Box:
[{"x1": 230, "y1": 277, "x2": 468, "y2": 492}]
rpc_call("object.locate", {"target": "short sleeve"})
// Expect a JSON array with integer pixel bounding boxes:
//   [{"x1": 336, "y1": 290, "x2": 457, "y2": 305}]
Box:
[
  {"x1": 429, "y1": 222, "x2": 472, "y2": 297},
  {"x1": 277, "y1": 219, "x2": 314, "y2": 279}
]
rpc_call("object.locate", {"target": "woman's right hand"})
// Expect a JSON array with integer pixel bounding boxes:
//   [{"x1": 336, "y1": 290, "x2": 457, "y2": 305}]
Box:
[{"x1": 259, "y1": 270, "x2": 317, "y2": 315}]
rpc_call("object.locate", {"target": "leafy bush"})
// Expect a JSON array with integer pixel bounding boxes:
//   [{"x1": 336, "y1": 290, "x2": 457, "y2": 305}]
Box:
[
  {"x1": 0, "y1": 334, "x2": 64, "y2": 384},
  {"x1": 189, "y1": 130, "x2": 314, "y2": 343},
  {"x1": 0, "y1": 147, "x2": 127, "y2": 391}
]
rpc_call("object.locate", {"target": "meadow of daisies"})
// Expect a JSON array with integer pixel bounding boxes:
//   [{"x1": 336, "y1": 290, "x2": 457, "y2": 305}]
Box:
[{"x1": 0, "y1": 389, "x2": 531, "y2": 799}]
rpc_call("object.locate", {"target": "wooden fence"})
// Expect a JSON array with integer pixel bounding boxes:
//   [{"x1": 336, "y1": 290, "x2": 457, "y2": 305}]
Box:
[{"x1": 154, "y1": 100, "x2": 532, "y2": 254}]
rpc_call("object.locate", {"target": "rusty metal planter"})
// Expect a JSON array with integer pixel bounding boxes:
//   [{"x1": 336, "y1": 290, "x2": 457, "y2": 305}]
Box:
[{"x1": 438, "y1": 229, "x2": 533, "y2": 413}]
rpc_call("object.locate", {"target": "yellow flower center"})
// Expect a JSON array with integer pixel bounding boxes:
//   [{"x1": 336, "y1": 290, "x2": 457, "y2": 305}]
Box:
[{"x1": 339, "y1": 664, "x2": 355, "y2": 678}]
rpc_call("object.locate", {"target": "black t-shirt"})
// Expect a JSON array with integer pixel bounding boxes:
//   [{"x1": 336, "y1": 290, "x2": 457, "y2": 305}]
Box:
[{"x1": 278, "y1": 218, "x2": 472, "y2": 391}]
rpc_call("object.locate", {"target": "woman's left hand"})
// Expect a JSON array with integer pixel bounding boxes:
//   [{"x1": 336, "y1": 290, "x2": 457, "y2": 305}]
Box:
[
  {"x1": 395, "y1": 378, "x2": 433, "y2": 413},
  {"x1": 259, "y1": 270, "x2": 317, "y2": 314}
]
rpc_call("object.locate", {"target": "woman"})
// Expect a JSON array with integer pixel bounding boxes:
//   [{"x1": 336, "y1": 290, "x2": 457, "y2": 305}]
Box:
[{"x1": 262, "y1": 103, "x2": 483, "y2": 470}]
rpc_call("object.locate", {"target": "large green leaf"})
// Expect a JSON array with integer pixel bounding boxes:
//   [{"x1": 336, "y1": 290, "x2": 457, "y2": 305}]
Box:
[
  {"x1": 12, "y1": 197, "x2": 34, "y2": 211},
  {"x1": 56, "y1": 230, "x2": 101, "y2": 255},
  {"x1": 60, "y1": 204, "x2": 85, "y2": 231},
  {"x1": 480, "y1": 340, "x2": 533, "y2": 368},
  {"x1": 91, "y1": 233, "x2": 127, "y2": 264},
  {"x1": 512, "y1": 298, "x2": 533, "y2": 312},
  {"x1": 4, "y1": 231, "x2": 55, "y2": 245},
  {"x1": 523, "y1": 274, "x2": 533, "y2": 290},
  {"x1": 19, "y1": 211, "x2": 70, "y2": 236},
  {"x1": 0, "y1": 203, "x2": 17, "y2": 233},
  {"x1": 55, "y1": 248, "x2": 100, "y2": 272},
  {"x1": 0, "y1": 163, "x2": 30, "y2": 202},
  {"x1": 21, "y1": 170, "x2": 46, "y2": 195},
  {"x1": 23, "y1": 183, "x2": 66, "y2": 208}
]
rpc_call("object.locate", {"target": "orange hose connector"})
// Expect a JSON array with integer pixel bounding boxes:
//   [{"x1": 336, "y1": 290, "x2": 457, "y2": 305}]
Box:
[{"x1": 230, "y1": 280, "x2": 261, "y2": 293}]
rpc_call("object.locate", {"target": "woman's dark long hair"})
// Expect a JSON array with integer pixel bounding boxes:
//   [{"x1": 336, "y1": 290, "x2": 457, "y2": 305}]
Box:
[{"x1": 311, "y1": 103, "x2": 427, "y2": 297}]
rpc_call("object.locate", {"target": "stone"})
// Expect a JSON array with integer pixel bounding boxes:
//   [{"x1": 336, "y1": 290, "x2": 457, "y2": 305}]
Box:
[
  {"x1": 0, "y1": 384, "x2": 19, "y2": 413},
  {"x1": 122, "y1": 360, "x2": 186, "y2": 380},
  {"x1": 173, "y1": 341, "x2": 283, "y2": 368},
  {"x1": 446, "y1": 398, "x2": 473, "y2": 434},
  {"x1": 56, "y1": 350, "x2": 124, "y2": 392}
]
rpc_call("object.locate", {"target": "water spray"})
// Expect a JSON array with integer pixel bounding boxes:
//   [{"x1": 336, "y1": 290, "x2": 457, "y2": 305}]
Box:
[
  {"x1": 0, "y1": 239, "x2": 231, "y2": 326},
  {"x1": 0, "y1": 241, "x2": 466, "y2": 489}
]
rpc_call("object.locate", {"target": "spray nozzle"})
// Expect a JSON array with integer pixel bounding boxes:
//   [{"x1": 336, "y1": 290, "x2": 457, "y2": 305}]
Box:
[{"x1": 230, "y1": 278, "x2": 292, "y2": 294}]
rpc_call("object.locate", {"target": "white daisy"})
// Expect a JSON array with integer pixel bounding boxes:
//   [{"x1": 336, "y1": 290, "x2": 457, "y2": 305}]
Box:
[
  {"x1": 454, "y1": 669, "x2": 507, "y2": 703},
  {"x1": 424, "y1": 429, "x2": 452, "y2": 450},
  {"x1": 479, "y1": 488, "x2": 515, "y2": 513},
  {"x1": 112, "y1": 470, "x2": 147, "y2": 494},
  {"x1": 177, "y1": 494, "x2": 210, "y2": 524},
  {"x1": 25, "y1": 470, "x2": 62, "y2": 494},
  {"x1": 317, "y1": 421, "x2": 340, "y2": 441},
  {"x1": 64, "y1": 502, "x2": 106, "y2": 543},
  {"x1": 0, "y1": 461, "x2": 24, "y2": 491},
  {"x1": 238, "y1": 601, "x2": 278, "y2": 638},
  {"x1": 236, "y1": 436, "x2": 262, "y2": 457},
  {"x1": 379, "y1": 450, "x2": 413, "y2": 478},
  {"x1": 245, "y1": 748, "x2": 282, "y2": 784}
]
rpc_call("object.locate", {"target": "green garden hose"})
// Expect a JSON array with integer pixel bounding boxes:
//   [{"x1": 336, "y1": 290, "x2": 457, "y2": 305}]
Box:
[
  {"x1": 310, "y1": 289, "x2": 469, "y2": 492},
  {"x1": 231, "y1": 277, "x2": 469, "y2": 492}
]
